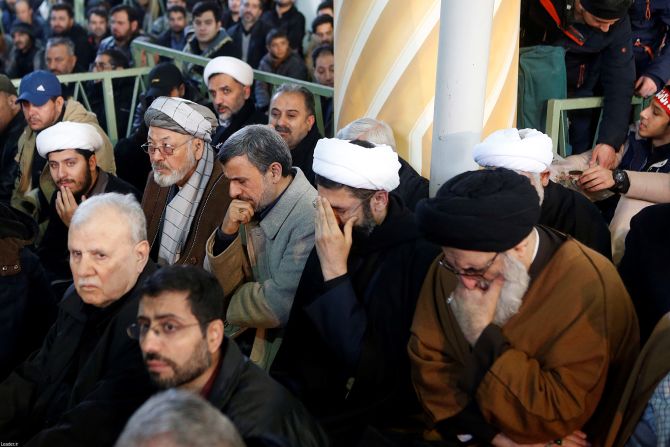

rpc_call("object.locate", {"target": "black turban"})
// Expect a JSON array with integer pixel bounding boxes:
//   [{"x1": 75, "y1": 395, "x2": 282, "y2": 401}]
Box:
[{"x1": 415, "y1": 168, "x2": 541, "y2": 252}]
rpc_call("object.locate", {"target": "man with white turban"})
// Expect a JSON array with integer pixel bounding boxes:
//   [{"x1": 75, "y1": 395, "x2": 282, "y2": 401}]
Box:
[
  {"x1": 36, "y1": 121, "x2": 138, "y2": 289},
  {"x1": 141, "y1": 96, "x2": 232, "y2": 267},
  {"x1": 473, "y1": 127, "x2": 612, "y2": 259},
  {"x1": 270, "y1": 138, "x2": 440, "y2": 445}
]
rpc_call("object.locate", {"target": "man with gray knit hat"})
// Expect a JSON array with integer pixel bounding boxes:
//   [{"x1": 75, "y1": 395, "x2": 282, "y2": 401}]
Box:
[
  {"x1": 270, "y1": 137, "x2": 439, "y2": 445},
  {"x1": 141, "y1": 96, "x2": 231, "y2": 267},
  {"x1": 473, "y1": 127, "x2": 611, "y2": 258}
]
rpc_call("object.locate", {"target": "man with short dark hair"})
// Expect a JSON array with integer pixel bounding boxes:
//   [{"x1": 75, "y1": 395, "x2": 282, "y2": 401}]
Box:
[
  {"x1": 98, "y1": 5, "x2": 141, "y2": 65},
  {"x1": 36, "y1": 122, "x2": 138, "y2": 288},
  {"x1": 132, "y1": 265, "x2": 328, "y2": 446},
  {"x1": 409, "y1": 168, "x2": 639, "y2": 445},
  {"x1": 261, "y1": 0, "x2": 306, "y2": 56},
  {"x1": 12, "y1": 71, "x2": 115, "y2": 222},
  {"x1": 87, "y1": 8, "x2": 110, "y2": 51},
  {"x1": 48, "y1": 3, "x2": 94, "y2": 72},
  {"x1": 206, "y1": 124, "x2": 317, "y2": 370},
  {"x1": 311, "y1": 14, "x2": 333, "y2": 46},
  {"x1": 312, "y1": 45, "x2": 334, "y2": 136},
  {"x1": 150, "y1": 0, "x2": 189, "y2": 37},
  {"x1": 227, "y1": 0, "x2": 270, "y2": 68},
  {"x1": 182, "y1": 1, "x2": 235, "y2": 87},
  {"x1": 0, "y1": 192, "x2": 157, "y2": 445},
  {"x1": 141, "y1": 97, "x2": 232, "y2": 267},
  {"x1": 204, "y1": 56, "x2": 266, "y2": 147},
  {"x1": 155, "y1": 5, "x2": 187, "y2": 50},
  {"x1": 272, "y1": 138, "x2": 439, "y2": 445},
  {"x1": 268, "y1": 84, "x2": 321, "y2": 185},
  {"x1": 317, "y1": 0, "x2": 333, "y2": 16}
]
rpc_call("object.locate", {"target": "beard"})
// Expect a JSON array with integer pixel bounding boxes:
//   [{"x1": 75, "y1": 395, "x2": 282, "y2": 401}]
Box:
[
  {"x1": 152, "y1": 145, "x2": 197, "y2": 187},
  {"x1": 144, "y1": 338, "x2": 212, "y2": 389},
  {"x1": 59, "y1": 167, "x2": 93, "y2": 201},
  {"x1": 492, "y1": 253, "x2": 530, "y2": 326},
  {"x1": 352, "y1": 199, "x2": 377, "y2": 236}
]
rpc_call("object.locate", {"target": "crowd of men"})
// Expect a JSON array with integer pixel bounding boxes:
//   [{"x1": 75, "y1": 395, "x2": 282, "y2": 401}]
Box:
[{"x1": 2, "y1": 0, "x2": 670, "y2": 446}]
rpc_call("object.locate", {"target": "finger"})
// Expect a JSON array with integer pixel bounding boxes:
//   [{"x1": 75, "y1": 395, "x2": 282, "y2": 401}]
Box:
[
  {"x1": 635, "y1": 77, "x2": 643, "y2": 89},
  {"x1": 321, "y1": 197, "x2": 341, "y2": 234},
  {"x1": 343, "y1": 215, "x2": 356, "y2": 247},
  {"x1": 81, "y1": 195, "x2": 86, "y2": 202},
  {"x1": 63, "y1": 187, "x2": 76, "y2": 209},
  {"x1": 315, "y1": 196, "x2": 328, "y2": 236},
  {"x1": 55, "y1": 191, "x2": 65, "y2": 216}
]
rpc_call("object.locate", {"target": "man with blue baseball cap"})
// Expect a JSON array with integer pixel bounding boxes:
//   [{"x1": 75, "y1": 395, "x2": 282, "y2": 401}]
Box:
[{"x1": 11, "y1": 70, "x2": 115, "y2": 222}]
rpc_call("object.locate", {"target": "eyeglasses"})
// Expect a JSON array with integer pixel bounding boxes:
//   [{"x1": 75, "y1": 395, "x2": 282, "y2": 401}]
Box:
[
  {"x1": 126, "y1": 320, "x2": 201, "y2": 340},
  {"x1": 438, "y1": 252, "x2": 499, "y2": 279},
  {"x1": 141, "y1": 137, "x2": 193, "y2": 156}
]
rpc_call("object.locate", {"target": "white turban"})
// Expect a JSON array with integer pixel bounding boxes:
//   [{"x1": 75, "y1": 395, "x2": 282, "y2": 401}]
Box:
[
  {"x1": 203, "y1": 56, "x2": 254, "y2": 86},
  {"x1": 473, "y1": 128, "x2": 553, "y2": 173},
  {"x1": 36, "y1": 121, "x2": 103, "y2": 158},
  {"x1": 312, "y1": 138, "x2": 401, "y2": 191}
]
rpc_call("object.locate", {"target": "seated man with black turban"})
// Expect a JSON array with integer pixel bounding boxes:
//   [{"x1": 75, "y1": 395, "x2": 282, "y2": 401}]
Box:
[{"x1": 409, "y1": 168, "x2": 639, "y2": 446}]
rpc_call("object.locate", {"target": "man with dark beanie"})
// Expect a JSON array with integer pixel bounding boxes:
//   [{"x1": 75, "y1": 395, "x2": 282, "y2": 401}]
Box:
[
  {"x1": 521, "y1": 0, "x2": 635, "y2": 168},
  {"x1": 408, "y1": 168, "x2": 639, "y2": 446}
]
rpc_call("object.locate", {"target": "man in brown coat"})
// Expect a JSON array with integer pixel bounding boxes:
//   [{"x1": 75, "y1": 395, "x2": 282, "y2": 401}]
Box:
[
  {"x1": 409, "y1": 168, "x2": 639, "y2": 446},
  {"x1": 141, "y1": 96, "x2": 231, "y2": 267}
]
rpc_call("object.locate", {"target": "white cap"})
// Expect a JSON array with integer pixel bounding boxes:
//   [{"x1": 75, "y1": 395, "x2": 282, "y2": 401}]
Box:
[
  {"x1": 36, "y1": 121, "x2": 104, "y2": 158},
  {"x1": 473, "y1": 128, "x2": 553, "y2": 174},
  {"x1": 203, "y1": 56, "x2": 254, "y2": 86}
]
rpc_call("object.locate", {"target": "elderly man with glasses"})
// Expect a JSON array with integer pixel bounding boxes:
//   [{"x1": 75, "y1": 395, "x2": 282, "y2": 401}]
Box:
[
  {"x1": 409, "y1": 168, "x2": 639, "y2": 446},
  {"x1": 270, "y1": 138, "x2": 439, "y2": 445},
  {"x1": 129, "y1": 265, "x2": 328, "y2": 446},
  {"x1": 140, "y1": 96, "x2": 231, "y2": 267}
]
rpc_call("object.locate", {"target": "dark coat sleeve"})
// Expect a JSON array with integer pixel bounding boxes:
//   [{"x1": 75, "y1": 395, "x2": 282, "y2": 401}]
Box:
[
  {"x1": 596, "y1": 15, "x2": 636, "y2": 148},
  {"x1": 641, "y1": 6, "x2": 670, "y2": 89}
]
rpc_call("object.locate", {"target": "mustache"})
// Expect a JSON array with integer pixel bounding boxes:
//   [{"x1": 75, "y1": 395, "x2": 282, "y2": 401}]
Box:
[
  {"x1": 144, "y1": 352, "x2": 178, "y2": 369},
  {"x1": 77, "y1": 278, "x2": 100, "y2": 288},
  {"x1": 151, "y1": 162, "x2": 170, "y2": 171},
  {"x1": 274, "y1": 125, "x2": 290, "y2": 134}
]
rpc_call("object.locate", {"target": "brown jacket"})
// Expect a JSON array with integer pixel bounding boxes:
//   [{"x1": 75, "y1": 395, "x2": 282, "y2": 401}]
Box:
[
  {"x1": 142, "y1": 160, "x2": 231, "y2": 267},
  {"x1": 605, "y1": 313, "x2": 670, "y2": 447},
  {"x1": 408, "y1": 237, "x2": 639, "y2": 445}
]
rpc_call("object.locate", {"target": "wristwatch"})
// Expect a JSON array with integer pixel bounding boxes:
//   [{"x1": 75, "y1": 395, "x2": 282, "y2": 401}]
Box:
[{"x1": 610, "y1": 169, "x2": 630, "y2": 194}]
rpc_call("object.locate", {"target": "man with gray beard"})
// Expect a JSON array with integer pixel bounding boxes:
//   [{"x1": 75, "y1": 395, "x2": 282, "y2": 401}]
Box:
[
  {"x1": 409, "y1": 168, "x2": 638, "y2": 447},
  {"x1": 140, "y1": 96, "x2": 231, "y2": 267}
]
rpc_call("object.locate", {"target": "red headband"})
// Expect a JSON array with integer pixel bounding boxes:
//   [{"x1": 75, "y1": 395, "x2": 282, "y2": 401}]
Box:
[{"x1": 654, "y1": 87, "x2": 670, "y2": 117}]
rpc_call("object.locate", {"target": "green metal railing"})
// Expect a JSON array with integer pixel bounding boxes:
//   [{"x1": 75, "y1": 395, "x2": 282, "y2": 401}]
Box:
[
  {"x1": 13, "y1": 67, "x2": 153, "y2": 144},
  {"x1": 545, "y1": 96, "x2": 646, "y2": 157},
  {"x1": 130, "y1": 39, "x2": 335, "y2": 135}
]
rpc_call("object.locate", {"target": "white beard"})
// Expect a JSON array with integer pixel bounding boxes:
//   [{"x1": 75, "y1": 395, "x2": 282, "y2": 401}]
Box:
[
  {"x1": 492, "y1": 253, "x2": 530, "y2": 326},
  {"x1": 152, "y1": 144, "x2": 196, "y2": 187}
]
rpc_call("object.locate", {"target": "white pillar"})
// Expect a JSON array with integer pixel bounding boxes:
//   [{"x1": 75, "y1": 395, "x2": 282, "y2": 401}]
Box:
[{"x1": 429, "y1": 0, "x2": 495, "y2": 195}]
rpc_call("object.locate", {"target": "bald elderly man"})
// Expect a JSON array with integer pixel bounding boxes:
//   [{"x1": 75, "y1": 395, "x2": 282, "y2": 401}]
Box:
[
  {"x1": 36, "y1": 122, "x2": 138, "y2": 288},
  {"x1": 473, "y1": 128, "x2": 611, "y2": 259},
  {"x1": 204, "y1": 56, "x2": 265, "y2": 148},
  {"x1": 409, "y1": 169, "x2": 638, "y2": 446},
  {"x1": 271, "y1": 138, "x2": 439, "y2": 445},
  {"x1": 141, "y1": 97, "x2": 231, "y2": 267}
]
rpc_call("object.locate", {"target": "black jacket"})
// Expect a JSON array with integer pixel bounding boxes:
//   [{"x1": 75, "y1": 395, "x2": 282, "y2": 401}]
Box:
[
  {"x1": 521, "y1": 0, "x2": 635, "y2": 149},
  {"x1": 395, "y1": 158, "x2": 429, "y2": 211},
  {"x1": 209, "y1": 338, "x2": 329, "y2": 447},
  {"x1": 0, "y1": 263, "x2": 158, "y2": 446},
  {"x1": 0, "y1": 112, "x2": 27, "y2": 203},
  {"x1": 290, "y1": 125, "x2": 321, "y2": 186},
  {"x1": 0, "y1": 204, "x2": 55, "y2": 381},
  {"x1": 271, "y1": 196, "x2": 439, "y2": 446},
  {"x1": 540, "y1": 180, "x2": 612, "y2": 259},
  {"x1": 227, "y1": 20, "x2": 271, "y2": 69},
  {"x1": 85, "y1": 76, "x2": 135, "y2": 139},
  {"x1": 212, "y1": 98, "x2": 267, "y2": 150},
  {"x1": 261, "y1": 6, "x2": 306, "y2": 56},
  {"x1": 619, "y1": 203, "x2": 670, "y2": 342}
]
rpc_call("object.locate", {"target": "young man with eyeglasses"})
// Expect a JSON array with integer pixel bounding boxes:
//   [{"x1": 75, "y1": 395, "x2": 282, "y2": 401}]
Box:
[
  {"x1": 141, "y1": 96, "x2": 231, "y2": 267},
  {"x1": 409, "y1": 168, "x2": 639, "y2": 446},
  {"x1": 129, "y1": 265, "x2": 328, "y2": 446},
  {"x1": 270, "y1": 138, "x2": 438, "y2": 445}
]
